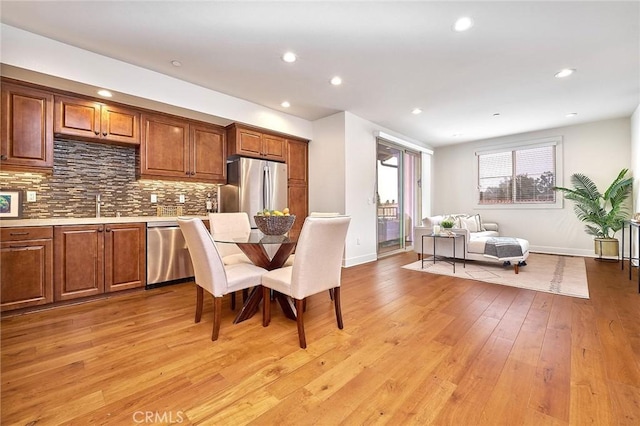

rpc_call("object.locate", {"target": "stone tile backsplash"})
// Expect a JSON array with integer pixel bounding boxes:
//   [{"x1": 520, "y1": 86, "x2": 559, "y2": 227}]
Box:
[{"x1": 0, "y1": 139, "x2": 220, "y2": 219}]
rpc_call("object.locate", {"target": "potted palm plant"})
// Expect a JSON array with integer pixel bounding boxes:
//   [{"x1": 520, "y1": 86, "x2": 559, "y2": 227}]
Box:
[{"x1": 553, "y1": 168, "x2": 632, "y2": 258}]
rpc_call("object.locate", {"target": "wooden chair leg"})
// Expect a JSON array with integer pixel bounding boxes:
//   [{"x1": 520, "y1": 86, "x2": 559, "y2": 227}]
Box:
[
  {"x1": 295, "y1": 298, "x2": 307, "y2": 349},
  {"x1": 212, "y1": 296, "x2": 222, "y2": 341},
  {"x1": 231, "y1": 292, "x2": 236, "y2": 310},
  {"x1": 262, "y1": 286, "x2": 271, "y2": 327},
  {"x1": 333, "y1": 287, "x2": 344, "y2": 329},
  {"x1": 243, "y1": 288, "x2": 249, "y2": 302},
  {"x1": 329, "y1": 288, "x2": 334, "y2": 301},
  {"x1": 195, "y1": 285, "x2": 204, "y2": 323}
]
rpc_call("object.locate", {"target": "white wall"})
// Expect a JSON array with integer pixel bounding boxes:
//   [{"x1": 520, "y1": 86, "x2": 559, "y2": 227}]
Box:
[
  {"x1": 631, "y1": 105, "x2": 640, "y2": 213},
  {"x1": 433, "y1": 117, "x2": 632, "y2": 256},
  {"x1": 310, "y1": 112, "x2": 381, "y2": 266},
  {"x1": 630, "y1": 105, "x2": 640, "y2": 261},
  {"x1": 311, "y1": 112, "x2": 431, "y2": 266},
  {"x1": 421, "y1": 152, "x2": 433, "y2": 218},
  {"x1": 309, "y1": 113, "x2": 347, "y2": 215},
  {"x1": 1, "y1": 24, "x2": 313, "y2": 140},
  {"x1": 343, "y1": 112, "x2": 379, "y2": 266}
]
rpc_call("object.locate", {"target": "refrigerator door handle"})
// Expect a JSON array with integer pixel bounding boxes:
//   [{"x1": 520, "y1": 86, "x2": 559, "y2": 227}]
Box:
[{"x1": 263, "y1": 165, "x2": 272, "y2": 211}]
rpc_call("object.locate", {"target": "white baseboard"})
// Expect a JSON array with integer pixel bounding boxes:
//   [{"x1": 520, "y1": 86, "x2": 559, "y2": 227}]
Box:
[
  {"x1": 344, "y1": 252, "x2": 378, "y2": 267},
  {"x1": 530, "y1": 245, "x2": 594, "y2": 257}
]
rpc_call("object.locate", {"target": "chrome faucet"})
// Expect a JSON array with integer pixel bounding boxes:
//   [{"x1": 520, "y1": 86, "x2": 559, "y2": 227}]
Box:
[{"x1": 96, "y1": 193, "x2": 102, "y2": 218}]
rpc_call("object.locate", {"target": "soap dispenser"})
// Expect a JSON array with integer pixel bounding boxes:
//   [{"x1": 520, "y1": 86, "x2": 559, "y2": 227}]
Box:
[{"x1": 206, "y1": 193, "x2": 213, "y2": 213}]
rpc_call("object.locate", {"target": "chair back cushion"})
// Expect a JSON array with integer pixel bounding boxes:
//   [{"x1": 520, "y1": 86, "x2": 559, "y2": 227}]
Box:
[
  {"x1": 290, "y1": 216, "x2": 351, "y2": 299},
  {"x1": 208, "y1": 212, "x2": 251, "y2": 258},
  {"x1": 178, "y1": 217, "x2": 228, "y2": 296}
]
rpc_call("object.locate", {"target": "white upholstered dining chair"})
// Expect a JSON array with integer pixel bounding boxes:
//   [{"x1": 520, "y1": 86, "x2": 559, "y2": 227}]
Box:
[
  {"x1": 282, "y1": 212, "x2": 341, "y2": 267},
  {"x1": 208, "y1": 212, "x2": 253, "y2": 265},
  {"x1": 208, "y1": 212, "x2": 255, "y2": 309},
  {"x1": 178, "y1": 217, "x2": 267, "y2": 341},
  {"x1": 261, "y1": 216, "x2": 351, "y2": 348}
]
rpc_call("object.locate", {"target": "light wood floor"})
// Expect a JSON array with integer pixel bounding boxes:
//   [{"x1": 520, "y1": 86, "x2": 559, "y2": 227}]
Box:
[{"x1": 2, "y1": 252, "x2": 639, "y2": 425}]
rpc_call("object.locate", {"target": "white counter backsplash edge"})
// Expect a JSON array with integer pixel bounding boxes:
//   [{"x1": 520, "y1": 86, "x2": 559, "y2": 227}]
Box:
[{"x1": 0, "y1": 216, "x2": 208, "y2": 227}]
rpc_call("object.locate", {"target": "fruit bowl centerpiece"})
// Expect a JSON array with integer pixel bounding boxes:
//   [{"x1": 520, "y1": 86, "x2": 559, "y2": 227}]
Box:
[{"x1": 254, "y1": 208, "x2": 296, "y2": 235}]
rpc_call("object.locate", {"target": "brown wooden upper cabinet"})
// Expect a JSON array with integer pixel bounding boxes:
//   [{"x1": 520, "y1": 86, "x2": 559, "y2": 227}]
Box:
[
  {"x1": 287, "y1": 139, "x2": 308, "y2": 186},
  {"x1": 1, "y1": 81, "x2": 54, "y2": 173},
  {"x1": 226, "y1": 123, "x2": 286, "y2": 162},
  {"x1": 139, "y1": 113, "x2": 226, "y2": 183},
  {"x1": 54, "y1": 95, "x2": 140, "y2": 146}
]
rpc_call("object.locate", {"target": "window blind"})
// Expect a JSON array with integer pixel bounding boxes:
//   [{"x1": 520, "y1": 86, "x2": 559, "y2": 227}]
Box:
[{"x1": 478, "y1": 145, "x2": 556, "y2": 205}]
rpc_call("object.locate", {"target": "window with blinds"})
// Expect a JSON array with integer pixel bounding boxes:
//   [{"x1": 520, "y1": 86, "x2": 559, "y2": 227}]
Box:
[{"x1": 477, "y1": 140, "x2": 559, "y2": 206}]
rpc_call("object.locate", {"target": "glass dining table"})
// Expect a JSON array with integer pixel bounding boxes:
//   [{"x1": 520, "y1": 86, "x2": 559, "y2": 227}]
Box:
[{"x1": 213, "y1": 230, "x2": 297, "y2": 323}]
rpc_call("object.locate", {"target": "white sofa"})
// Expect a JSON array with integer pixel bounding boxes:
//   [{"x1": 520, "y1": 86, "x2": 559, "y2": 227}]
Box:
[{"x1": 413, "y1": 214, "x2": 530, "y2": 273}]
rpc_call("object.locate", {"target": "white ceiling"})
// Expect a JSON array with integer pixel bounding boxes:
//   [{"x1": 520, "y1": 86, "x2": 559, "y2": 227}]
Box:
[{"x1": 1, "y1": 1, "x2": 638, "y2": 147}]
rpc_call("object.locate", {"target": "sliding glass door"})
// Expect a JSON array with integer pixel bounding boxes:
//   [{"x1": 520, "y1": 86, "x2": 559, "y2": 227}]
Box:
[{"x1": 376, "y1": 139, "x2": 421, "y2": 256}]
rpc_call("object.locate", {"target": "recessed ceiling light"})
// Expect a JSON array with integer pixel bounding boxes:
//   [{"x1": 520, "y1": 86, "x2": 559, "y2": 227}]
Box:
[
  {"x1": 330, "y1": 76, "x2": 342, "y2": 86},
  {"x1": 454, "y1": 17, "x2": 473, "y2": 32},
  {"x1": 282, "y1": 52, "x2": 297, "y2": 63},
  {"x1": 411, "y1": 108, "x2": 422, "y2": 115},
  {"x1": 565, "y1": 112, "x2": 578, "y2": 118},
  {"x1": 555, "y1": 68, "x2": 575, "y2": 78},
  {"x1": 493, "y1": 113, "x2": 501, "y2": 117},
  {"x1": 97, "y1": 89, "x2": 112, "y2": 98},
  {"x1": 170, "y1": 60, "x2": 182, "y2": 67},
  {"x1": 281, "y1": 101, "x2": 291, "y2": 108},
  {"x1": 452, "y1": 133, "x2": 463, "y2": 137}
]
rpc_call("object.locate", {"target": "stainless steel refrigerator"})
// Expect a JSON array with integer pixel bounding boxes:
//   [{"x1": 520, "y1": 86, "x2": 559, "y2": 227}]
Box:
[{"x1": 220, "y1": 157, "x2": 288, "y2": 228}]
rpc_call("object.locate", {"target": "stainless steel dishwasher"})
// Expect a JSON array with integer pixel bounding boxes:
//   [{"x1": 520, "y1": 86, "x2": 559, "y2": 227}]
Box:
[{"x1": 146, "y1": 221, "x2": 195, "y2": 288}]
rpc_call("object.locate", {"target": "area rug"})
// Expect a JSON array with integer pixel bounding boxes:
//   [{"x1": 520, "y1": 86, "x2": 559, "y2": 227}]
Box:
[{"x1": 402, "y1": 253, "x2": 589, "y2": 299}]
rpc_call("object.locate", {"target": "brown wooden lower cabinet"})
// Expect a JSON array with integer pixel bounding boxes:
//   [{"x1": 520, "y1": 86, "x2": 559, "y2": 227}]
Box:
[
  {"x1": 54, "y1": 223, "x2": 145, "y2": 301},
  {"x1": 0, "y1": 227, "x2": 54, "y2": 312},
  {"x1": 54, "y1": 224, "x2": 104, "y2": 300},
  {"x1": 104, "y1": 223, "x2": 147, "y2": 292}
]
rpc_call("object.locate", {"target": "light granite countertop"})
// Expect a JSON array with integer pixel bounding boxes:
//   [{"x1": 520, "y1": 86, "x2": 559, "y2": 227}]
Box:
[{"x1": 0, "y1": 216, "x2": 209, "y2": 228}]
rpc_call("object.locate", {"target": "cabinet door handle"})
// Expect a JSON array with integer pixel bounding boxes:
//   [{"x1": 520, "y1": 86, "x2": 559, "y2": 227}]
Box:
[
  {"x1": 94, "y1": 131, "x2": 100, "y2": 135},
  {"x1": 0, "y1": 154, "x2": 7, "y2": 161},
  {"x1": 106, "y1": 228, "x2": 111, "y2": 232},
  {"x1": 103, "y1": 132, "x2": 108, "y2": 136},
  {"x1": 98, "y1": 227, "x2": 103, "y2": 232}
]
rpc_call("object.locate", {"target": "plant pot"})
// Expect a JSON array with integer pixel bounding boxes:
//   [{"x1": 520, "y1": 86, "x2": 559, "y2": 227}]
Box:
[{"x1": 594, "y1": 238, "x2": 619, "y2": 257}]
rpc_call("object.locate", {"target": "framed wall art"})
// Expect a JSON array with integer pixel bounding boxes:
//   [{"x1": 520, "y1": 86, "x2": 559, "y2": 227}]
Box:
[{"x1": 0, "y1": 189, "x2": 23, "y2": 219}]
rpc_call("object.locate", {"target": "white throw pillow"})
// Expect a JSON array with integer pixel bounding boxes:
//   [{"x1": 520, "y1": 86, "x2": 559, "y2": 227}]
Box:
[
  {"x1": 459, "y1": 215, "x2": 480, "y2": 232},
  {"x1": 471, "y1": 214, "x2": 483, "y2": 231},
  {"x1": 422, "y1": 215, "x2": 443, "y2": 227}
]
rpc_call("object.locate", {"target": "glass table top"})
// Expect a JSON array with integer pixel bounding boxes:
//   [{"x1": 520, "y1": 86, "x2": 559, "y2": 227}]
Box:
[{"x1": 212, "y1": 229, "x2": 295, "y2": 244}]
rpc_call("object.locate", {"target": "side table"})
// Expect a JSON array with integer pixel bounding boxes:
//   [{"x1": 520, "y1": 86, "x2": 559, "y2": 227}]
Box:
[
  {"x1": 621, "y1": 220, "x2": 640, "y2": 293},
  {"x1": 421, "y1": 232, "x2": 466, "y2": 273}
]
